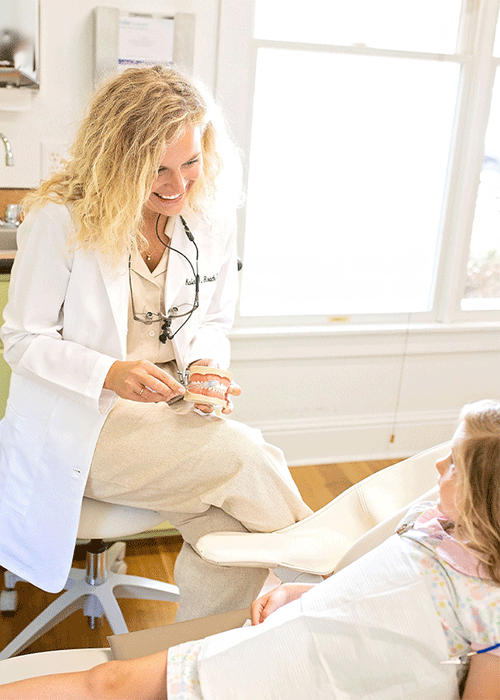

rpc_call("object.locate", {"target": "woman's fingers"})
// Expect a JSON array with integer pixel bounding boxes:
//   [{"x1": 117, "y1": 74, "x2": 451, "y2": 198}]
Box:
[
  {"x1": 104, "y1": 360, "x2": 185, "y2": 403},
  {"x1": 221, "y1": 396, "x2": 234, "y2": 415},
  {"x1": 193, "y1": 402, "x2": 214, "y2": 413},
  {"x1": 139, "y1": 364, "x2": 185, "y2": 401},
  {"x1": 228, "y1": 381, "x2": 242, "y2": 397},
  {"x1": 189, "y1": 358, "x2": 218, "y2": 368}
]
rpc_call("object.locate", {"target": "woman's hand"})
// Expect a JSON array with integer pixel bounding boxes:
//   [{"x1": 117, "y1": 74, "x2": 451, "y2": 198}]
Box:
[
  {"x1": 223, "y1": 376, "x2": 242, "y2": 415},
  {"x1": 104, "y1": 360, "x2": 186, "y2": 403},
  {"x1": 188, "y1": 358, "x2": 241, "y2": 415},
  {"x1": 250, "y1": 583, "x2": 316, "y2": 625}
]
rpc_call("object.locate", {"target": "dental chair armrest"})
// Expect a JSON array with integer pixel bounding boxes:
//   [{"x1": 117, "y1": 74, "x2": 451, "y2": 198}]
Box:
[
  {"x1": 196, "y1": 527, "x2": 342, "y2": 576},
  {"x1": 196, "y1": 485, "x2": 439, "y2": 577}
]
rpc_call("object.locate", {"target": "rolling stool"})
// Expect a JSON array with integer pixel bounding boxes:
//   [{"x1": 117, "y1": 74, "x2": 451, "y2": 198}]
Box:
[{"x1": 0, "y1": 498, "x2": 179, "y2": 659}]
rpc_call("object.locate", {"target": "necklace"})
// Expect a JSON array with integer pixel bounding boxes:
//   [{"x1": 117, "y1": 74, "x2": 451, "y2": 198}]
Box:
[
  {"x1": 143, "y1": 215, "x2": 169, "y2": 264},
  {"x1": 129, "y1": 213, "x2": 200, "y2": 342}
]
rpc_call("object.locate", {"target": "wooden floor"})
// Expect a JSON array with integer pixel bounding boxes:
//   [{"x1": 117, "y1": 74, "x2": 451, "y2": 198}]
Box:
[{"x1": 0, "y1": 458, "x2": 400, "y2": 655}]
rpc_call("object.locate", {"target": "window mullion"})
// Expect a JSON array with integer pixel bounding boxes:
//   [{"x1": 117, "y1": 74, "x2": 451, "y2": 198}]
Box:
[
  {"x1": 217, "y1": 0, "x2": 257, "y2": 328},
  {"x1": 252, "y1": 38, "x2": 465, "y2": 63},
  {"x1": 216, "y1": 0, "x2": 256, "y2": 154},
  {"x1": 435, "y1": 0, "x2": 500, "y2": 323},
  {"x1": 456, "y1": 0, "x2": 481, "y2": 54}
]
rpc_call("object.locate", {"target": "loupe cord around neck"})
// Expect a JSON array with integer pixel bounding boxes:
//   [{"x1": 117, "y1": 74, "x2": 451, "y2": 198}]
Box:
[{"x1": 156, "y1": 213, "x2": 200, "y2": 342}]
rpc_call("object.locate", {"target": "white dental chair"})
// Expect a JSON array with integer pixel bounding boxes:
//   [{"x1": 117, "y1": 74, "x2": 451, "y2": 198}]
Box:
[
  {"x1": 196, "y1": 441, "x2": 448, "y2": 580},
  {"x1": 0, "y1": 442, "x2": 448, "y2": 682},
  {"x1": 0, "y1": 499, "x2": 179, "y2": 660}
]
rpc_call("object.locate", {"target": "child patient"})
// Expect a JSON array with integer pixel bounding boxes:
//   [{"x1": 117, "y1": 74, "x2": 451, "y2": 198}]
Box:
[{"x1": 1, "y1": 399, "x2": 499, "y2": 700}]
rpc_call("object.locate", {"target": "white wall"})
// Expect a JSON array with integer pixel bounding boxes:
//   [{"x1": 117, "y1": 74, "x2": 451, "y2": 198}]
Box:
[
  {"x1": 227, "y1": 323, "x2": 500, "y2": 465},
  {"x1": 0, "y1": 0, "x2": 219, "y2": 188},
  {"x1": 1, "y1": 0, "x2": 498, "y2": 466}
]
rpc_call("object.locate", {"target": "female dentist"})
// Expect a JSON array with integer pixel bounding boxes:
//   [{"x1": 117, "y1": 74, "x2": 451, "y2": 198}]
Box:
[{"x1": 0, "y1": 65, "x2": 312, "y2": 621}]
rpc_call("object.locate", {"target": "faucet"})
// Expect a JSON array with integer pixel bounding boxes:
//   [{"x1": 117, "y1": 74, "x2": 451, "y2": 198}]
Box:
[{"x1": 0, "y1": 133, "x2": 14, "y2": 166}]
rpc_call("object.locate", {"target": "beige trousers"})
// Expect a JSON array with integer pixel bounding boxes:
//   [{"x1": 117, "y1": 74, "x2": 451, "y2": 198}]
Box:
[{"x1": 85, "y1": 396, "x2": 312, "y2": 620}]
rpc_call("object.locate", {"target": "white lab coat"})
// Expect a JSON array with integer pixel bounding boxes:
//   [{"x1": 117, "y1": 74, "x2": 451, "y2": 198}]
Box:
[{"x1": 0, "y1": 202, "x2": 238, "y2": 592}]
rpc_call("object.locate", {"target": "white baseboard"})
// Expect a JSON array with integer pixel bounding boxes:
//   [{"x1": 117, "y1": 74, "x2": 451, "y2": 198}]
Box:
[{"x1": 254, "y1": 409, "x2": 458, "y2": 466}]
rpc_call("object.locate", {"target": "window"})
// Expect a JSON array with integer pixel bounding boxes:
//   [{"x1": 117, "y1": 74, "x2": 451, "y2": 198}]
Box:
[
  {"x1": 462, "y1": 11, "x2": 500, "y2": 311},
  {"x1": 217, "y1": 0, "x2": 500, "y2": 327}
]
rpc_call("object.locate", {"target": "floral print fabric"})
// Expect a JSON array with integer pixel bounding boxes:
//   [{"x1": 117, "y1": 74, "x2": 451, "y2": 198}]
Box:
[
  {"x1": 397, "y1": 502, "x2": 500, "y2": 685},
  {"x1": 167, "y1": 639, "x2": 204, "y2": 700}
]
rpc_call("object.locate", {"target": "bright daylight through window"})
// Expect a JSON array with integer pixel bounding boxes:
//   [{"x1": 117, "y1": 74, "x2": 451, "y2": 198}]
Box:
[
  {"x1": 463, "y1": 59, "x2": 500, "y2": 309},
  {"x1": 234, "y1": 0, "x2": 500, "y2": 323}
]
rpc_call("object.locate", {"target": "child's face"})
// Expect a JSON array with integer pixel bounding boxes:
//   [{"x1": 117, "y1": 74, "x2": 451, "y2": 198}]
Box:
[{"x1": 435, "y1": 421, "x2": 466, "y2": 520}]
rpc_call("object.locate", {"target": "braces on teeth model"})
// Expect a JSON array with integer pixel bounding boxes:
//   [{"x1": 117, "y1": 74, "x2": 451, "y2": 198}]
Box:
[{"x1": 184, "y1": 366, "x2": 233, "y2": 409}]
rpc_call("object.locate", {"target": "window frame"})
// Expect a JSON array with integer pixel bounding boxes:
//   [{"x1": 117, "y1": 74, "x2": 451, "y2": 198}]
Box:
[{"x1": 216, "y1": 0, "x2": 500, "y2": 331}]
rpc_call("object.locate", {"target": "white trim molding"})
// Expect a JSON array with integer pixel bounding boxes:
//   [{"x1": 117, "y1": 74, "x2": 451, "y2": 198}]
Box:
[
  {"x1": 229, "y1": 321, "x2": 500, "y2": 361},
  {"x1": 256, "y1": 409, "x2": 459, "y2": 466}
]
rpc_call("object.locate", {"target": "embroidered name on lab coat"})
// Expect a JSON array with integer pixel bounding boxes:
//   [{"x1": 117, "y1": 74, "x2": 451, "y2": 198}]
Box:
[{"x1": 185, "y1": 273, "x2": 219, "y2": 285}]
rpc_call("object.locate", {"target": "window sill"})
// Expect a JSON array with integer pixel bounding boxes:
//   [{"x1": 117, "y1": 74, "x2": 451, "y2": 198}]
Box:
[{"x1": 228, "y1": 320, "x2": 500, "y2": 361}]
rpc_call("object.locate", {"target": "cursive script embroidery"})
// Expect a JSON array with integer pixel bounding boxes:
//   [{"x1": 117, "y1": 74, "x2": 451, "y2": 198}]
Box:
[{"x1": 185, "y1": 273, "x2": 219, "y2": 286}]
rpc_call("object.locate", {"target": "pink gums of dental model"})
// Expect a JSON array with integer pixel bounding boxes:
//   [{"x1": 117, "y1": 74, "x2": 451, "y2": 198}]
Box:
[{"x1": 184, "y1": 366, "x2": 233, "y2": 408}]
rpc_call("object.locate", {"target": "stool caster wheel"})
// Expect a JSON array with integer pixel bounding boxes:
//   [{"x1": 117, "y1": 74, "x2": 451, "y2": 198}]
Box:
[{"x1": 0, "y1": 588, "x2": 18, "y2": 615}]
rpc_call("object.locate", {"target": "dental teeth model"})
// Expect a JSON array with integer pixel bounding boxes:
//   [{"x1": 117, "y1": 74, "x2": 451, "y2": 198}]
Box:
[{"x1": 184, "y1": 366, "x2": 233, "y2": 408}]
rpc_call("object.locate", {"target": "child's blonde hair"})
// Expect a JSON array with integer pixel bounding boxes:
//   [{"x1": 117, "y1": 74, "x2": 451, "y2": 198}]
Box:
[
  {"x1": 454, "y1": 399, "x2": 500, "y2": 583},
  {"x1": 23, "y1": 64, "x2": 242, "y2": 264}
]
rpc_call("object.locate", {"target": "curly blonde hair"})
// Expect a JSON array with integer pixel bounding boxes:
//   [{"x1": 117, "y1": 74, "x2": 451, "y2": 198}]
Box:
[
  {"x1": 453, "y1": 399, "x2": 500, "y2": 583},
  {"x1": 23, "y1": 65, "x2": 242, "y2": 263}
]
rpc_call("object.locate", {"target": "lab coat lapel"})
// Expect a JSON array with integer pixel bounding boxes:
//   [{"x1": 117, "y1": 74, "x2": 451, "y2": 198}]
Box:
[
  {"x1": 165, "y1": 212, "x2": 201, "y2": 308},
  {"x1": 96, "y1": 252, "x2": 129, "y2": 358}
]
